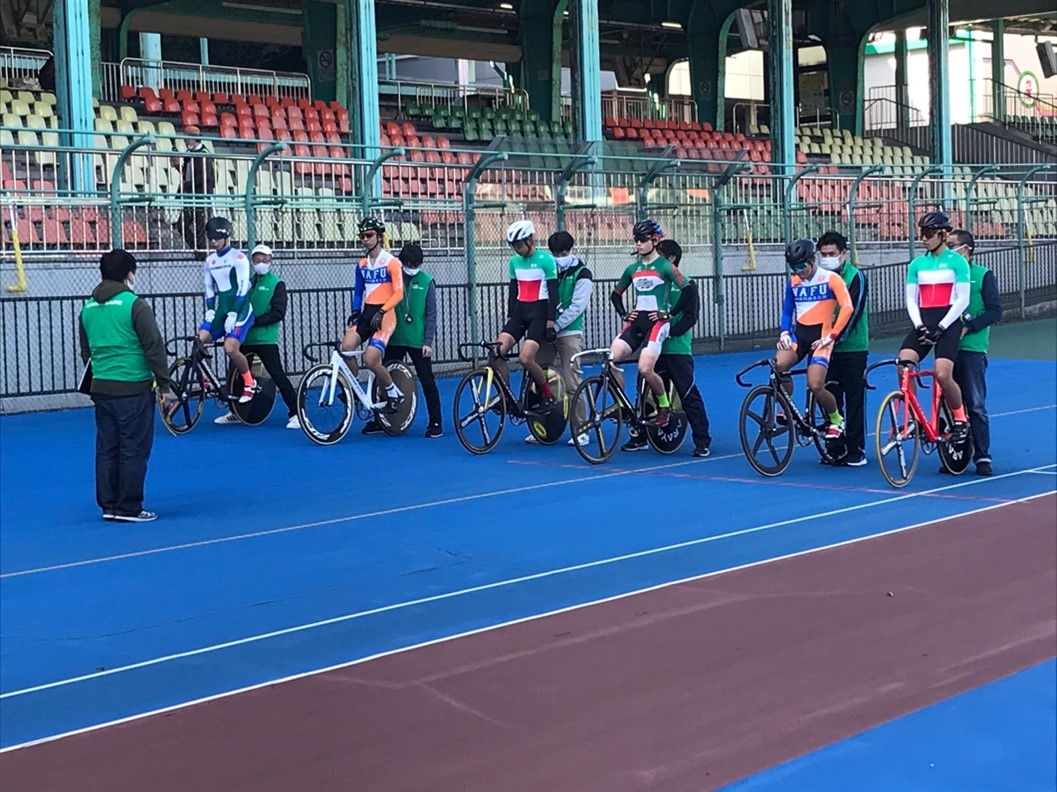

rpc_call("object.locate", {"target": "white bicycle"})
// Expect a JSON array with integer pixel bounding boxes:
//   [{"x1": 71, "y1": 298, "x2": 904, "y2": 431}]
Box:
[{"x1": 296, "y1": 342, "x2": 417, "y2": 446}]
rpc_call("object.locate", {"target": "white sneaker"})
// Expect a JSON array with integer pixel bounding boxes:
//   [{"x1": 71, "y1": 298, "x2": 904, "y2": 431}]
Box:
[
  {"x1": 524, "y1": 434, "x2": 540, "y2": 444},
  {"x1": 214, "y1": 412, "x2": 240, "y2": 425},
  {"x1": 286, "y1": 414, "x2": 301, "y2": 430},
  {"x1": 567, "y1": 433, "x2": 590, "y2": 446}
]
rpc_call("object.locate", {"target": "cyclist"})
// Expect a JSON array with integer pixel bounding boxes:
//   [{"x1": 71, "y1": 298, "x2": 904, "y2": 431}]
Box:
[
  {"x1": 341, "y1": 217, "x2": 406, "y2": 413},
  {"x1": 817, "y1": 230, "x2": 869, "y2": 466},
  {"x1": 493, "y1": 219, "x2": 558, "y2": 414},
  {"x1": 898, "y1": 211, "x2": 972, "y2": 441},
  {"x1": 775, "y1": 238, "x2": 854, "y2": 440},
  {"x1": 610, "y1": 218, "x2": 689, "y2": 428},
  {"x1": 198, "y1": 216, "x2": 256, "y2": 403}
]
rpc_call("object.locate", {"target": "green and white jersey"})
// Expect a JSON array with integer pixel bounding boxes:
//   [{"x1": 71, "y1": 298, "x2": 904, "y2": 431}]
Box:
[{"x1": 616, "y1": 257, "x2": 688, "y2": 313}]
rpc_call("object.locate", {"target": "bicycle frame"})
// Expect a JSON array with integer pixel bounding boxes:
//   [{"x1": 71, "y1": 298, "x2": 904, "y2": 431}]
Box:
[
  {"x1": 894, "y1": 362, "x2": 944, "y2": 444},
  {"x1": 457, "y1": 342, "x2": 535, "y2": 419},
  {"x1": 570, "y1": 348, "x2": 644, "y2": 427},
  {"x1": 735, "y1": 359, "x2": 821, "y2": 438},
  {"x1": 313, "y1": 349, "x2": 389, "y2": 413}
]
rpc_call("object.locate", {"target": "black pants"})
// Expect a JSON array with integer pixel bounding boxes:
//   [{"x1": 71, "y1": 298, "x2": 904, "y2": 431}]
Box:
[
  {"x1": 384, "y1": 344, "x2": 442, "y2": 426},
  {"x1": 825, "y1": 350, "x2": 868, "y2": 459},
  {"x1": 954, "y1": 351, "x2": 990, "y2": 462},
  {"x1": 656, "y1": 354, "x2": 712, "y2": 449},
  {"x1": 94, "y1": 390, "x2": 155, "y2": 517},
  {"x1": 242, "y1": 343, "x2": 298, "y2": 417},
  {"x1": 181, "y1": 206, "x2": 209, "y2": 259}
]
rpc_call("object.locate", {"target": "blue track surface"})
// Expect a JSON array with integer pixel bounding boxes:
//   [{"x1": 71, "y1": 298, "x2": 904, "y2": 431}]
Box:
[{"x1": 2, "y1": 350, "x2": 1055, "y2": 765}]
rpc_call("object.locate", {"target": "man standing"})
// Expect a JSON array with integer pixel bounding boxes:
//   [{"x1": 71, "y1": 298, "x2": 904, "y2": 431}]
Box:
[
  {"x1": 178, "y1": 125, "x2": 215, "y2": 258},
  {"x1": 948, "y1": 229, "x2": 1002, "y2": 476},
  {"x1": 817, "y1": 231, "x2": 869, "y2": 466},
  {"x1": 79, "y1": 249, "x2": 175, "y2": 522},
  {"x1": 215, "y1": 244, "x2": 300, "y2": 429}
]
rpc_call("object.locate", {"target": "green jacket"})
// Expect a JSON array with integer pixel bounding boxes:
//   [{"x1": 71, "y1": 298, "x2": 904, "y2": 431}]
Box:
[
  {"x1": 390, "y1": 270, "x2": 436, "y2": 348},
  {"x1": 833, "y1": 262, "x2": 869, "y2": 353},
  {"x1": 245, "y1": 271, "x2": 285, "y2": 346},
  {"x1": 79, "y1": 280, "x2": 170, "y2": 396},
  {"x1": 959, "y1": 263, "x2": 1002, "y2": 354}
]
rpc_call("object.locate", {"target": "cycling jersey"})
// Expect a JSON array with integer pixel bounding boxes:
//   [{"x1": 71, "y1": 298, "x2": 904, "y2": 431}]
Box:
[
  {"x1": 509, "y1": 249, "x2": 557, "y2": 302},
  {"x1": 780, "y1": 268, "x2": 853, "y2": 337},
  {"x1": 905, "y1": 248, "x2": 970, "y2": 330},
  {"x1": 353, "y1": 249, "x2": 404, "y2": 312},
  {"x1": 615, "y1": 257, "x2": 687, "y2": 313},
  {"x1": 203, "y1": 246, "x2": 252, "y2": 318}
]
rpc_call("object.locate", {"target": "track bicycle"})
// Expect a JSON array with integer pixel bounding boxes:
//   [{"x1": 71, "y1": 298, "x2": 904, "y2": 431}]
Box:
[
  {"x1": 451, "y1": 341, "x2": 567, "y2": 455},
  {"x1": 735, "y1": 358, "x2": 845, "y2": 476},
  {"x1": 161, "y1": 336, "x2": 276, "y2": 435},
  {"x1": 567, "y1": 348, "x2": 688, "y2": 465},
  {"x1": 866, "y1": 358, "x2": 972, "y2": 488},
  {"x1": 296, "y1": 342, "x2": 417, "y2": 446}
]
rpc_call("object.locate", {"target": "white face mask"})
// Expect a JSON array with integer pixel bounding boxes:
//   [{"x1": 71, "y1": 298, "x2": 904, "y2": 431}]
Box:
[
  {"x1": 253, "y1": 262, "x2": 271, "y2": 276},
  {"x1": 818, "y1": 255, "x2": 841, "y2": 271},
  {"x1": 554, "y1": 254, "x2": 577, "y2": 272},
  {"x1": 402, "y1": 266, "x2": 421, "y2": 277},
  {"x1": 125, "y1": 273, "x2": 136, "y2": 292}
]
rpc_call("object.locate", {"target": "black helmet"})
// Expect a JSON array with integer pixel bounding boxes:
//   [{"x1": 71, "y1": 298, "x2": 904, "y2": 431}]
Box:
[
  {"x1": 785, "y1": 238, "x2": 816, "y2": 269},
  {"x1": 206, "y1": 216, "x2": 233, "y2": 240},
  {"x1": 358, "y1": 217, "x2": 385, "y2": 236},
  {"x1": 918, "y1": 211, "x2": 952, "y2": 232},
  {"x1": 632, "y1": 218, "x2": 663, "y2": 241}
]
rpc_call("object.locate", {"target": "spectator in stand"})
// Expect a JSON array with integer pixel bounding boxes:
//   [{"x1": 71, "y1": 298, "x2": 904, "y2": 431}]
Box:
[{"x1": 177, "y1": 125, "x2": 215, "y2": 259}]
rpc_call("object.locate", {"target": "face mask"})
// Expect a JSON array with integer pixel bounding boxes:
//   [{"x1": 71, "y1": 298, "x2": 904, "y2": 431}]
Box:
[
  {"x1": 125, "y1": 274, "x2": 136, "y2": 292},
  {"x1": 253, "y1": 263, "x2": 271, "y2": 276},
  {"x1": 402, "y1": 266, "x2": 420, "y2": 277},
  {"x1": 818, "y1": 255, "x2": 841, "y2": 271},
  {"x1": 554, "y1": 254, "x2": 577, "y2": 272}
]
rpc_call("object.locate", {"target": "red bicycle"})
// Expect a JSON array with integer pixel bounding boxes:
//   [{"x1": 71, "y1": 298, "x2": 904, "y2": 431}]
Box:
[{"x1": 866, "y1": 358, "x2": 973, "y2": 487}]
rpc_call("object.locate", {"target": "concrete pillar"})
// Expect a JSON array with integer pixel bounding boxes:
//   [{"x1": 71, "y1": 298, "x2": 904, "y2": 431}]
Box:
[
  {"x1": 54, "y1": 0, "x2": 95, "y2": 191},
  {"x1": 303, "y1": 0, "x2": 338, "y2": 102},
  {"x1": 991, "y1": 19, "x2": 1006, "y2": 123},
  {"x1": 571, "y1": 0, "x2": 601, "y2": 142},
  {"x1": 344, "y1": 0, "x2": 380, "y2": 151},
  {"x1": 768, "y1": 0, "x2": 796, "y2": 176},
  {"x1": 895, "y1": 28, "x2": 909, "y2": 129},
  {"x1": 927, "y1": 0, "x2": 952, "y2": 177},
  {"x1": 826, "y1": 41, "x2": 863, "y2": 134},
  {"x1": 687, "y1": 11, "x2": 732, "y2": 130},
  {"x1": 518, "y1": 0, "x2": 564, "y2": 125}
]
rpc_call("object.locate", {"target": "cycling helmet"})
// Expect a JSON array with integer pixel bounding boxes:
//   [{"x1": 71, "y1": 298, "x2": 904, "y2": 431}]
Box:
[
  {"x1": 206, "y1": 216, "x2": 233, "y2": 240},
  {"x1": 506, "y1": 219, "x2": 536, "y2": 246},
  {"x1": 632, "y1": 218, "x2": 664, "y2": 241},
  {"x1": 918, "y1": 211, "x2": 952, "y2": 232},
  {"x1": 785, "y1": 238, "x2": 816, "y2": 270},
  {"x1": 358, "y1": 217, "x2": 386, "y2": 236}
]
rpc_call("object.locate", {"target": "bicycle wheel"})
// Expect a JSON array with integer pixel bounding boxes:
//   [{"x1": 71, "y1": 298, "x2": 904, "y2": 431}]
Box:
[
  {"x1": 809, "y1": 388, "x2": 847, "y2": 464},
  {"x1": 524, "y1": 365, "x2": 568, "y2": 445},
  {"x1": 641, "y1": 379, "x2": 687, "y2": 455},
  {"x1": 228, "y1": 362, "x2": 276, "y2": 427},
  {"x1": 374, "y1": 362, "x2": 418, "y2": 436},
  {"x1": 569, "y1": 375, "x2": 623, "y2": 464},
  {"x1": 937, "y1": 401, "x2": 972, "y2": 475},
  {"x1": 453, "y1": 368, "x2": 505, "y2": 455},
  {"x1": 875, "y1": 390, "x2": 920, "y2": 488},
  {"x1": 297, "y1": 364, "x2": 354, "y2": 446},
  {"x1": 738, "y1": 385, "x2": 794, "y2": 476},
  {"x1": 162, "y1": 357, "x2": 205, "y2": 435}
]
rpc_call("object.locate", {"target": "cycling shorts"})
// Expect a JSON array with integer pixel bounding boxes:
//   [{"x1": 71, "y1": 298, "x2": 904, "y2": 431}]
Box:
[
  {"x1": 618, "y1": 312, "x2": 670, "y2": 355},
  {"x1": 200, "y1": 297, "x2": 253, "y2": 343},
  {"x1": 899, "y1": 314, "x2": 962, "y2": 362},
  {"x1": 786, "y1": 322, "x2": 831, "y2": 368},
  {"x1": 501, "y1": 301, "x2": 548, "y2": 345},
  {"x1": 355, "y1": 303, "x2": 397, "y2": 352}
]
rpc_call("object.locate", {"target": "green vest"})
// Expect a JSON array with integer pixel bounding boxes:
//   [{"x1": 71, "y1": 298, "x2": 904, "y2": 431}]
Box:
[
  {"x1": 245, "y1": 271, "x2": 282, "y2": 345},
  {"x1": 391, "y1": 270, "x2": 433, "y2": 348},
  {"x1": 834, "y1": 263, "x2": 869, "y2": 353},
  {"x1": 959, "y1": 263, "x2": 991, "y2": 354},
  {"x1": 661, "y1": 281, "x2": 692, "y2": 356},
  {"x1": 80, "y1": 289, "x2": 153, "y2": 383},
  {"x1": 557, "y1": 263, "x2": 586, "y2": 334}
]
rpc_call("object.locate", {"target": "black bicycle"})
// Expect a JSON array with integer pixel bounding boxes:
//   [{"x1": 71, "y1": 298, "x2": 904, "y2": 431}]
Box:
[
  {"x1": 452, "y1": 341, "x2": 567, "y2": 455},
  {"x1": 567, "y1": 348, "x2": 688, "y2": 464},
  {"x1": 736, "y1": 358, "x2": 844, "y2": 476},
  {"x1": 162, "y1": 336, "x2": 276, "y2": 435}
]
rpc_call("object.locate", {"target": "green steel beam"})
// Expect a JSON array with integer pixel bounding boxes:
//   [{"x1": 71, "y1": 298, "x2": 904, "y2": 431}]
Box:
[
  {"x1": 464, "y1": 150, "x2": 510, "y2": 355},
  {"x1": 346, "y1": 0, "x2": 381, "y2": 154},
  {"x1": 991, "y1": 19, "x2": 1006, "y2": 123},
  {"x1": 109, "y1": 134, "x2": 155, "y2": 249},
  {"x1": 636, "y1": 147, "x2": 680, "y2": 221},
  {"x1": 847, "y1": 165, "x2": 884, "y2": 264},
  {"x1": 1016, "y1": 164, "x2": 1055, "y2": 313},
  {"x1": 360, "y1": 146, "x2": 406, "y2": 218},
  {"x1": 572, "y1": 0, "x2": 602, "y2": 143},
  {"x1": 927, "y1": 0, "x2": 953, "y2": 181},
  {"x1": 245, "y1": 142, "x2": 288, "y2": 249},
  {"x1": 768, "y1": 0, "x2": 796, "y2": 178},
  {"x1": 907, "y1": 165, "x2": 942, "y2": 259},
  {"x1": 55, "y1": 0, "x2": 97, "y2": 194}
]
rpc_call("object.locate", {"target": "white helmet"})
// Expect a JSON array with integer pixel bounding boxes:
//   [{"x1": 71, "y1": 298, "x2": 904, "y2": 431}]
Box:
[{"x1": 505, "y1": 219, "x2": 535, "y2": 246}]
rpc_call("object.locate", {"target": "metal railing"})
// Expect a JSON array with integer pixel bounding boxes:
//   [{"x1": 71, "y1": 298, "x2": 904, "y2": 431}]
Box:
[
  {"x1": 0, "y1": 46, "x2": 51, "y2": 89},
  {"x1": 379, "y1": 78, "x2": 529, "y2": 117},
  {"x1": 100, "y1": 59, "x2": 312, "y2": 103}
]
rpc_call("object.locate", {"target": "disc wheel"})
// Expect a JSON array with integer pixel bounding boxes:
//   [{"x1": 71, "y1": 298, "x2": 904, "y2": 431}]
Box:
[
  {"x1": 875, "y1": 390, "x2": 920, "y2": 488},
  {"x1": 810, "y1": 388, "x2": 847, "y2": 464},
  {"x1": 524, "y1": 365, "x2": 568, "y2": 445},
  {"x1": 228, "y1": 362, "x2": 276, "y2": 427},
  {"x1": 569, "y1": 375, "x2": 624, "y2": 464},
  {"x1": 738, "y1": 385, "x2": 794, "y2": 476},
  {"x1": 453, "y1": 368, "x2": 506, "y2": 455},
  {"x1": 297, "y1": 364, "x2": 354, "y2": 446},
  {"x1": 374, "y1": 362, "x2": 418, "y2": 436},
  {"x1": 640, "y1": 379, "x2": 687, "y2": 455},
  {"x1": 161, "y1": 357, "x2": 205, "y2": 436},
  {"x1": 937, "y1": 401, "x2": 972, "y2": 475}
]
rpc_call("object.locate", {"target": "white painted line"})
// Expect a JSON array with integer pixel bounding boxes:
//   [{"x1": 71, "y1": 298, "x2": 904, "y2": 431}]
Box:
[
  {"x1": 3, "y1": 490, "x2": 1052, "y2": 754},
  {"x1": 2, "y1": 466, "x2": 1052, "y2": 702}
]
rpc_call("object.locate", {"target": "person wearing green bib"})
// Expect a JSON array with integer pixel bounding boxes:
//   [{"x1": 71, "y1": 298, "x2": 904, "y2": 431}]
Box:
[
  {"x1": 817, "y1": 231, "x2": 869, "y2": 467},
  {"x1": 214, "y1": 244, "x2": 300, "y2": 429},
  {"x1": 362, "y1": 243, "x2": 443, "y2": 438},
  {"x1": 948, "y1": 230, "x2": 1002, "y2": 476},
  {"x1": 79, "y1": 250, "x2": 175, "y2": 522}
]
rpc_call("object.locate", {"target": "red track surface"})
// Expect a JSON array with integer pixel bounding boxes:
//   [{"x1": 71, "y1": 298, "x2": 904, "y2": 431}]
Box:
[{"x1": 4, "y1": 494, "x2": 1055, "y2": 791}]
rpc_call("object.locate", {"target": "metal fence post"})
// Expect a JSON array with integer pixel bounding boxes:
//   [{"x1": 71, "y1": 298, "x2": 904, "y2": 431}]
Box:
[
  {"x1": 782, "y1": 164, "x2": 819, "y2": 243},
  {"x1": 555, "y1": 150, "x2": 598, "y2": 231},
  {"x1": 635, "y1": 146, "x2": 679, "y2": 222},
  {"x1": 964, "y1": 165, "x2": 998, "y2": 236},
  {"x1": 847, "y1": 165, "x2": 883, "y2": 265},
  {"x1": 109, "y1": 133, "x2": 154, "y2": 249},
  {"x1": 711, "y1": 161, "x2": 749, "y2": 352},
  {"x1": 360, "y1": 146, "x2": 406, "y2": 219},
  {"x1": 244, "y1": 141, "x2": 287, "y2": 250},
  {"x1": 464, "y1": 150, "x2": 509, "y2": 356},
  {"x1": 906, "y1": 165, "x2": 942, "y2": 260},
  {"x1": 1016, "y1": 164, "x2": 1055, "y2": 314}
]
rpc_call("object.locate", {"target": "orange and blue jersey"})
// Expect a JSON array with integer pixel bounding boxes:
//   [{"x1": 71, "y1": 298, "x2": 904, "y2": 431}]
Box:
[
  {"x1": 352, "y1": 249, "x2": 404, "y2": 313},
  {"x1": 781, "y1": 268, "x2": 853, "y2": 336}
]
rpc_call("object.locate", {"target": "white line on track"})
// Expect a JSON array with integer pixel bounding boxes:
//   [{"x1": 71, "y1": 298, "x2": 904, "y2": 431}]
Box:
[
  {"x1": 2, "y1": 489, "x2": 1052, "y2": 753},
  {"x1": 2, "y1": 465, "x2": 1053, "y2": 702},
  {"x1": 4, "y1": 402, "x2": 1054, "y2": 579}
]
